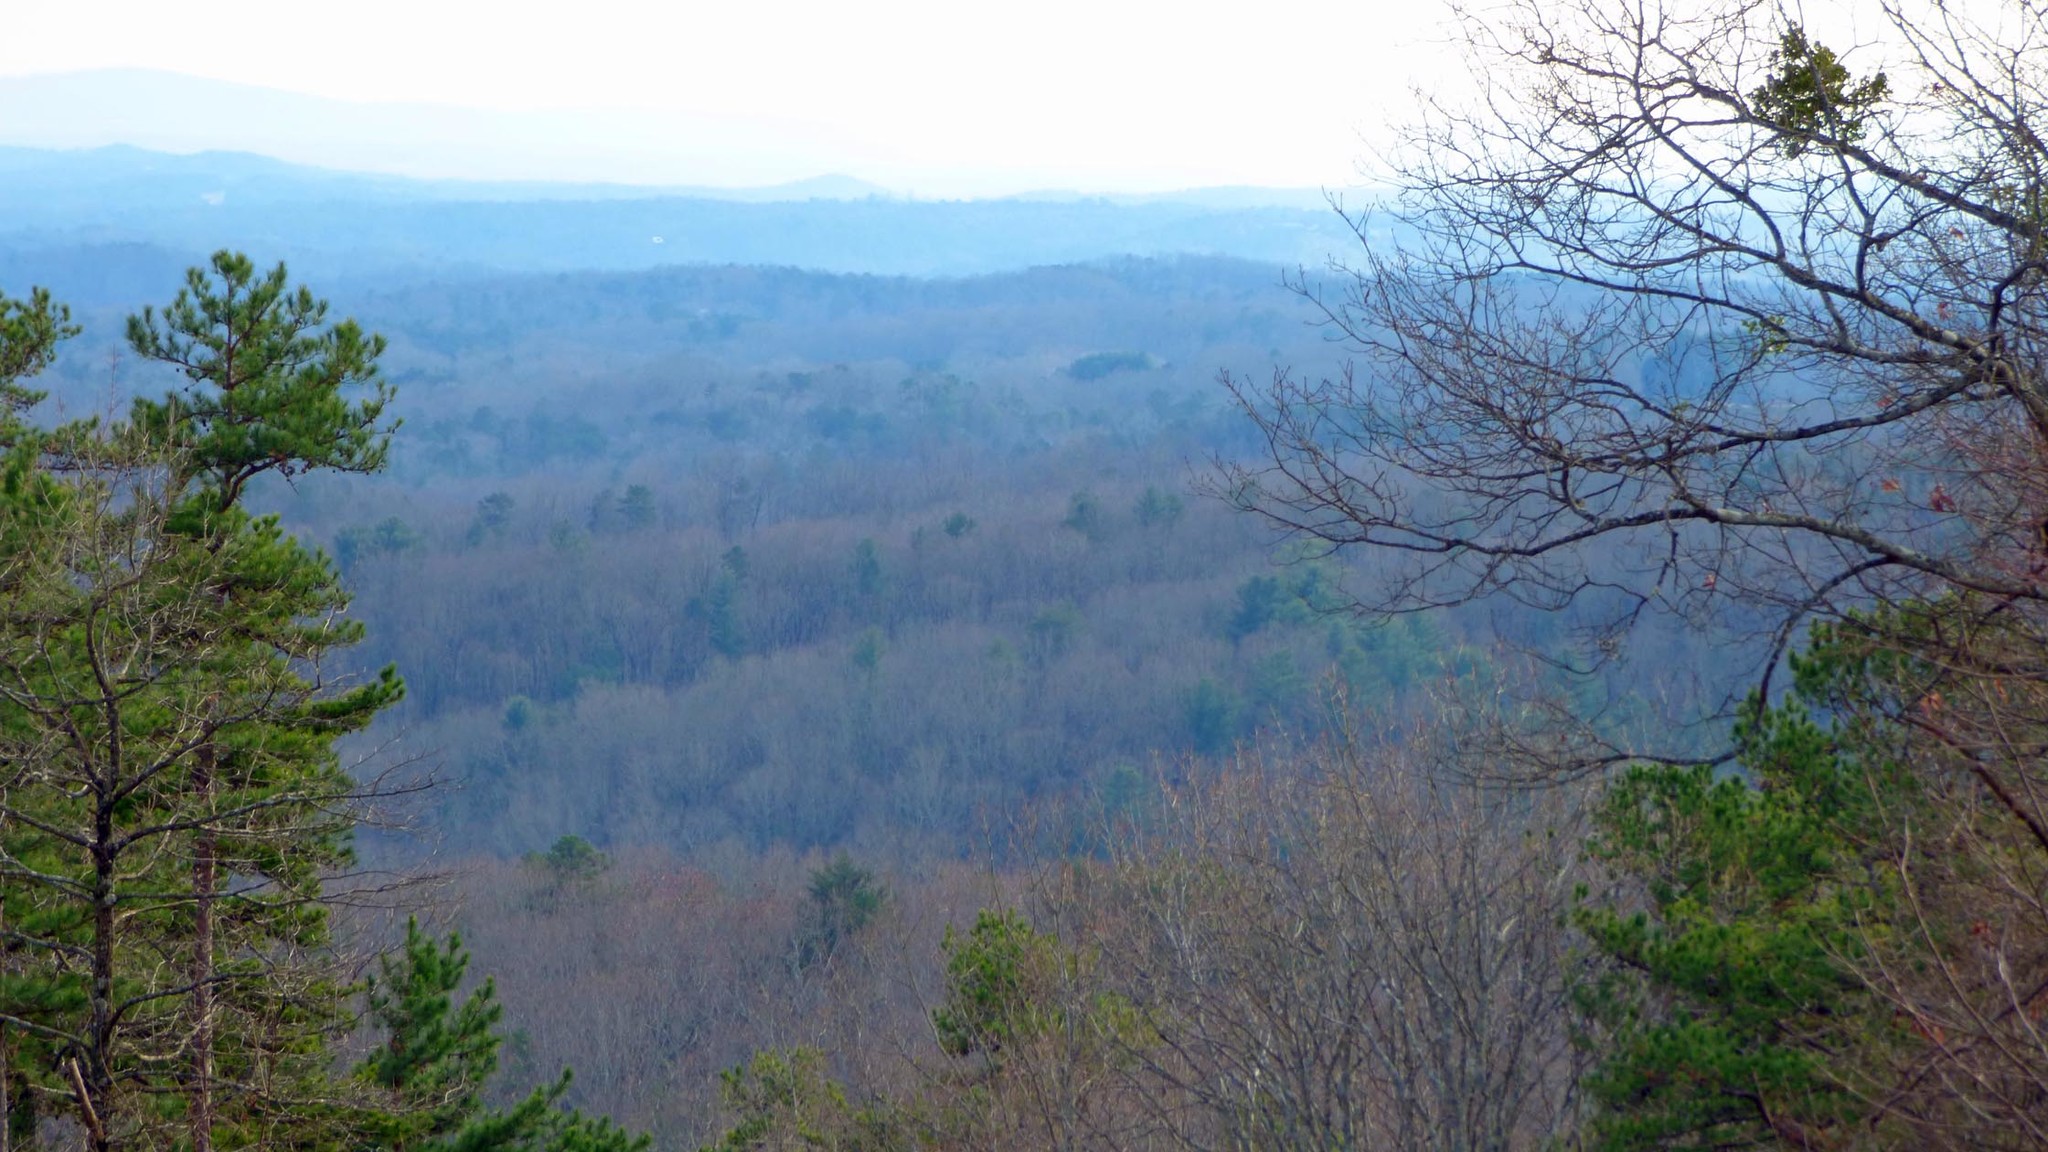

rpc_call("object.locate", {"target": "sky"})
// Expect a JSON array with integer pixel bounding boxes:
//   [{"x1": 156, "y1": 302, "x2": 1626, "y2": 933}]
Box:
[{"x1": 0, "y1": 0, "x2": 1460, "y2": 196}]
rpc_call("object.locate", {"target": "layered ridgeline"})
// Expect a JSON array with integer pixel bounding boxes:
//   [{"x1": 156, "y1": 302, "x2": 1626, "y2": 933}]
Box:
[
  {"x1": 0, "y1": 142, "x2": 1361, "y2": 283},
  {"x1": 1, "y1": 116, "x2": 1783, "y2": 1148},
  {"x1": 11, "y1": 6, "x2": 2047, "y2": 1150}
]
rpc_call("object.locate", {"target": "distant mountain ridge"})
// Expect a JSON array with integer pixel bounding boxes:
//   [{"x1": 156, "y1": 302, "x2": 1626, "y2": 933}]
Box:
[
  {"x1": 0, "y1": 69, "x2": 860, "y2": 190},
  {"x1": 0, "y1": 144, "x2": 893, "y2": 209},
  {"x1": 0, "y1": 143, "x2": 1369, "y2": 281},
  {"x1": 0, "y1": 141, "x2": 1348, "y2": 214},
  {"x1": 0, "y1": 70, "x2": 1345, "y2": 209}
]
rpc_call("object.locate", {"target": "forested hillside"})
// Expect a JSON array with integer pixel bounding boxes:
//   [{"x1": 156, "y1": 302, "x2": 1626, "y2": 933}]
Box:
[
  {"x1": 0, "y1": 147, "x2": 1360, "y2": 280},
  {"x1": 6, "y1": 1, "x2": 2046, "y2": 1148},
  {"x1": 23, "y1": 255, "x2": 1715, "y2": 864},
  {"x1": 1, "y1": 234, "x2": 1737, "y2": 1146}
]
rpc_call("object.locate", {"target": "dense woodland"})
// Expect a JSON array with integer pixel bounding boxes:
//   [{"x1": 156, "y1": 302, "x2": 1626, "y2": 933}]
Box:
[
  {"x1": 25, "y1": 257, "x2": 1722, "y2": 868},
  {"x1": 5, "y1": 0, "x2": 2048, "y2": 1149}
]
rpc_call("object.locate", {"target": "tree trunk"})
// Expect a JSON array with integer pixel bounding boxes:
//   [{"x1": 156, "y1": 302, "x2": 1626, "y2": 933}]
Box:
[
  {"x1": 190, "y1": 742, "x2": 215, "y2": 1152},
  {"x1": 87, "y1": 814, "x2": 115, "y2": 1152},
  {"x1": 2, "y1": 891, "x2": 11, "y2": 1152}
]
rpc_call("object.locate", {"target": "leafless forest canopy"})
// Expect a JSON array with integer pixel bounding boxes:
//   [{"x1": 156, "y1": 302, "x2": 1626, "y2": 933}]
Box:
[
  {"x1": 8, "y1": 246, "x2": 1721, "y2": 1140},
  {"x1": 7, "y1": 0, "x2": 2048, "y2": 1146}
]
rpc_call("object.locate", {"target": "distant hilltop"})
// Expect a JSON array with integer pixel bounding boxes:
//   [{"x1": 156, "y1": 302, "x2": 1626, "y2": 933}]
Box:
[
  {"x1": 0, "y1": 140, "x2": 1380, "y2": 282},
  {"x1": 0, "y1": 69, "x2": 1351, "y2": 208},
  {"x1": 0, "y1": 141, "x2": 899, "y2": 207}
]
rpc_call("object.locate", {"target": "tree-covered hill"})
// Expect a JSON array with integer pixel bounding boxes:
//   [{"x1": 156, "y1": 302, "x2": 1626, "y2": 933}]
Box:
[{"x1": 0, "y1": 146, "x2": 1360, "y2": 280}]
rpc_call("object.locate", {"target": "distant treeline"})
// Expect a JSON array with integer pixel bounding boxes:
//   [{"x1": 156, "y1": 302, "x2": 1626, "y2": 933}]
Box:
[{"x1": 0, "y1": 144, "x2": 1361, "y2": 281}]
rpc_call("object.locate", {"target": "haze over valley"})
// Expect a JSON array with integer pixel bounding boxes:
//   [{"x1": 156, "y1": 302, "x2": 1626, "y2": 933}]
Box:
[{"x1": 6, "y1": 4, "x2": 2037, "y2": 1147}]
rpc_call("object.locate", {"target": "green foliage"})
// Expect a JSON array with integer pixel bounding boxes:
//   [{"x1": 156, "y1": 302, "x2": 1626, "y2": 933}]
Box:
[
  {"x1": 0, "y1": 469, "x2": 405, "y2": 1137},
  {"x1": 1228, "y1": 575, "x2": 1291, "y2": 640},
  {"x1": 1132, "y1": 485, "x2": 1183, "y2": 528},
  {"x1": 525, "y1": 835, "x2": 612, "y2": 882},
  {"x1": 933, "y1": 909, "x2": 1065, "y2": 1058},
  {"x1": 684, "y1": 546, "x2": 754, "y2": 659},
  {"x1": 0, "y1": 286, "x2": 77, "y2": 414},
  {"x1": 1065, "y1": 351, "x2": 1153, "y2": 381},
  {"x1": 1060, "y1": 489, "x2": 1104, "y2": 539},
  {"x1": 930, "y1": 903, "x2": 1155, "y2": 1142},
  {"x1": 360, "y1": 922, "x2": 506, "y2": 1138},
  {"x1": 1025, "y1": 602, "x2": 1084, "y2": 664},
  {"x1": 1575, "y1": 628, "x2": 1924, "y2": 1148},
  {"x1": 1225, "y1": 561, "x2": 1343, "y2": 642},
  {"x1": 705, "y1": 578, "x2": 746, "y2": 658},
  {"x1": 1184, "y1": 677, "x2": 1241, "y2": 755},
  {"x1": 1739, "y1": 314, "x2": 1793, "y2": 359},
  {"x1": 940, "y1": 511, "x2": 976, "y2": 539},
  {"x1": 337, "y1": 516, "x2": 423, "y2": 570},
  {"x1": 357, "y1": 920, "x2": 650, "y2": 1152},
  {"x1": 797, "y1": 855, "x2": 889, "y2": 970},
  {"x1": 468, "y1": 492, "x2": 516, "y2": 545},
  {"x1": 849, "y1": 628, "x2": 885, "y2": 675},
  {"x1": 126, "y1": 250, "x2": 397, "y2": 510},
  {"x1": 1246, "y1": 650, "x2": 1307, "y2": 720},
  {"x1": 698, "y1": 1048, "x2": 922, "y2": 1152},
  {"x1": 1094, "y1": 763, "x2": 1149, "y2": 825},
  {"x1": 0, "y1": 259, "x2": 417, "y2": 1149},
  {"x1": 586, "y1": 485, "x2": 657, "y2": 535},
  {"x1": 1324, "y1": 614, "x2": 1439, "y2": 698},
  {"x1": 1750, "y1": 25, "x2": 1890, "y2": 155}
]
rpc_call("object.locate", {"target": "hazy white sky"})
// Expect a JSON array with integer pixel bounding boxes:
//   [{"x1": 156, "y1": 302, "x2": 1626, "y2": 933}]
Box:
[{"x1": 0, "y1": 0, "x2": 1459, "y2": 193}]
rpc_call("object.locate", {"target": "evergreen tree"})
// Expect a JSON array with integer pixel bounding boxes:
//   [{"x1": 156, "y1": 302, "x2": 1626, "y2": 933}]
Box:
[
  {"x1": 0, "y1": 257, "x2": 413, "y2": 1150},
  {"x1": 618, "y1": 486, "x2": 656, "y2": 533},
  {"x1": 354, "y1": 921, "x2": 648, "y2": 1152},
  {"x1": 124, "y1": 251, "x2": 398, "y2": 1150},
  {"x1": 1575, "y1": 603, "x2": 2048, "y2": 1146},
  {"x1": 0, "y1": 288, "x2": 76, "y2": 412},
  {"x1": 467, "y1": 493, "x2": 516, "y2": 546},
  {"x1": 1575, "y1": 683, "x2": 1901, "y2": 1146},
  {"x1": 125, "y1": 250, "x2": 394, "y2": 515},
  {"x1": 1132, "y1": 486, "x2": 1182, "y2": 529},
  {"x1": 0, "y1": 284, "x2": 83, "y2": 1137},
  {"x1": 0, "y1": 416, "x2": 401, "y2": 1150},
  {"x1": 1060, "y1": 490, "x2": 1103, "y2": 540},
  {"x1": 795, "y1": 856, "x2": 887, "y2": 971},
  {"x1": 695, "y1": 548, "x2": 750, "y2": 660}
]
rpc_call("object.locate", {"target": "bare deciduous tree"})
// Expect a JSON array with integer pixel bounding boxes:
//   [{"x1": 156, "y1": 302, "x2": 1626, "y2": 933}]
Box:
[
  {"x1": 1219, "y1": 0, "x2": 2048, "y2": 722},
  {"x1": 1059, "y1": 720, "x2": 1592, "y2": 1152},
  {"x1": 1810, "y1": 600, "x2": 2048, "y2": 1146}
]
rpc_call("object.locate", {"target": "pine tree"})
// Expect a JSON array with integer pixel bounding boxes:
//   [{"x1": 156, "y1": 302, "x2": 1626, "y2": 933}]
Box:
[
  {"x1": 795, "y1": 856, "x2": 887, "y2": 970},
  {"x1": 0, "y1": 425, "x2": 403, "y2": 1150},
  {"x1": 0, "y1": 285, "x2": 81, "y2": 1146},
  {"x1": 125, "y1": 250, "x2": 394, "y2": 515},
  {"x1": 125, "y1": 251, "x2": 397, "y2": 1151},
  {"x1": 1574, "y1": 694, "x2": 1901, "y2": 1147},
  {"x1": 353, "y1": 921, "x2": 648, "y2": 1152},
  {"x1": 1572, "y1": 604, "x2": 2048, "y2": 1146},
  {"x1": 0, "y1": 256, "x2": 404, "y2": 1149}
]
